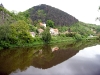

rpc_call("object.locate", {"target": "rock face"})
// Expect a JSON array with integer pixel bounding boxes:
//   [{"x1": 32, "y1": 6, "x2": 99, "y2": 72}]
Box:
[
  {"x1": 28, "y1": 4, "x2": 79, "y2": 26},
  {"x1": 0, "y1": 3, "x2": 15, "y2": 25},
  {"x1": 0, "y1": 3, "x2": 5, "y2": 25},
  {"x1": 0, "y1": 3, "x2": 4, "y2": 7}
]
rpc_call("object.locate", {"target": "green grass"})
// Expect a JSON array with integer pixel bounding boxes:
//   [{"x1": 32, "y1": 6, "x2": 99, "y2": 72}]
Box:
[{"x1": 0, "y1": 35, "x2": 99, "y2": 50}]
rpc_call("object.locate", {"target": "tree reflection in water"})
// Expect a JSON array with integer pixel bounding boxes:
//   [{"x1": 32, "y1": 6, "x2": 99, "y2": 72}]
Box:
[{"x1": 0, "y1": 41, "x2": 99, "y2": 75}]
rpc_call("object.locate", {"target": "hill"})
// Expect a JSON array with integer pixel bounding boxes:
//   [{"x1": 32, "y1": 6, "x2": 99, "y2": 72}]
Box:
[
  {"x1": 0, "y1": 3, "x2": 100, "y2": 49},
  {"x1": 28, "y1": 4, "x2": 78, "y2": 26}
]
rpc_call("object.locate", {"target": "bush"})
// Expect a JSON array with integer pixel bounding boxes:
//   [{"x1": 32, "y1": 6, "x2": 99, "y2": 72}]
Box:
[
  {"x1": 65, "y1": 33, "x2": 75, "y2": 37},
  {"x1": 0, "y1": 41, "x2": 11, "y2": 48},
  {"x1": 42, "y1": 27, "x2": 51, "y2": 44},
  {"x1": 46, "y1": 20, "x2": 54, "y2": 28},
  {"x1": 59, "y1": 33, "x2": 66, "y2": 37},
  {"x1": 74, "y1": 33, "x2": 82, "y2": 41}
]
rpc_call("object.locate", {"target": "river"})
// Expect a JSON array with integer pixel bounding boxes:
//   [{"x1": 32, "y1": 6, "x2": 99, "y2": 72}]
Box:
[{"x1": 0, "y1": 41, "x2": 100, "y2": 75}]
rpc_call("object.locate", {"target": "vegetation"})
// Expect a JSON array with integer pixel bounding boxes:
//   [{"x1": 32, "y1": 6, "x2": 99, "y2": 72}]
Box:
[
  {"x1": 0, "y1": 6, "x2": 16, "y2": 25},
  {"x1": 46, "y1": 20, "x2": 54, "y2": 28},
  {"x1": 42, "y1": 27, "x2": 51, "y2": 44},
  {"x1": 0, "y1": 25, "x2": 11, "y2": 48},
  {"x1": 74, "y1": 33, "x2": 82, "y2": 41},
  {"x1": 0, "y1": 20, "x2": 33, "y2": 49},
  {"x1": 28, "y1": 4, "x2": 78, "y2": 26},
  {"x1": 0, "y1": 4, "x2": 100, "y2": 49}
]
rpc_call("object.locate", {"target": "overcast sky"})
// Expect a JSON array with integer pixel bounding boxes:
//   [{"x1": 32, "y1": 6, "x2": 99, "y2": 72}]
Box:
[{"x1": 0, "y1": 0, "x2": 100, "y2": 25}]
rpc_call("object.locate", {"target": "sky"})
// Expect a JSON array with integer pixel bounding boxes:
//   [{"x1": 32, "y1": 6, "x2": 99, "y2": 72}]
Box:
[{"x1": 0, "y1": 0, "x2": 100, "y2": 25}]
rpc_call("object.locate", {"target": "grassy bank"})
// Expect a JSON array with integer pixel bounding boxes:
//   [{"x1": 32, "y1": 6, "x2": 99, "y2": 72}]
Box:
[
  {"x1": 0, "y1": 36, "x2": 75, "y2": 50},
  {"x1": 0, "y1": 35, "x2": 99, "y2": 50}
]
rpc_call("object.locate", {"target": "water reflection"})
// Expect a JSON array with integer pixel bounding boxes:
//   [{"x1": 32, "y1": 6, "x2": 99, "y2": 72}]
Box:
[
  {"x1": 32, "y1": 45, "x2": 78, "y2": 69},
  {"x1": 0, "y1": 41, "x2": 100, "y2": 75},
  {"x1": 10, "y1": 45, "x2": 100, "y2": 75}
]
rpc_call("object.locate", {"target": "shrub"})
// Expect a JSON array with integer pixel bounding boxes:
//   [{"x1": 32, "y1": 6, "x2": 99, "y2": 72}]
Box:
[
  {"x1": 74, "y1": 33, "x2": 82, "y2": 41},
  {"x1": 46, "y1": 20, "x2": 54, "y2": 28},
  {"x1": 42, "y1": 27, "x2": 51, "y2": 44},
  {"x1": 65, "y1": 33, "x2": 75, "y2": 37}
]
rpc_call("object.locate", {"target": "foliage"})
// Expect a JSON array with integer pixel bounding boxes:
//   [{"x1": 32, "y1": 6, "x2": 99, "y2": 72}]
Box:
[
  {"x1": 74, "y1": 33, "x2": 82, "y2": 41},
  {"x1": 10, "y1": 20, "x2": 33, "y2": 44},
  {"x1": 29, "y1": 24, "x2": 37, "y2": 32},
  {"x1": 37, "y1": 9, "x2": 46, "y2": 18},
  {"x1": 59, "y1": 33, "x2": 66, "y2": 37},
  {"x1": 0, "y1": 25, "x2": 11, "y2": 48},
  {"x1": 70, "y1": 22, "x2": 94, "y2": 37},
  {"x1": 65, "y1": 33, "x2": 76, "y2": 37},
  {"x1": 0, "y1": 20, "x2": 34, "y2": 48},
  {"x1": 95, "y1": 25, "x2": 100, "y2": 34},
  {"x1": 42, "y1": 27, "x2": 51, "y2": 44},
  {"x1": 0, "y1": 6, "x2": 4, "y2": 11},
  {"x1": 32, "y1": 20, "x2": 42, "y2": 28},
  {"x1": 57, "y1": 26, "x2": 68, "y2": 32},
  {"x1": 0, "y1": 4, "x2": 100, "y2": 49},
  {"x1": 16, "y1": 11, "x2": 32, "y2": 24},
  {"x1": 46, "y1": 20, "x2": 54, "y2": 28}
]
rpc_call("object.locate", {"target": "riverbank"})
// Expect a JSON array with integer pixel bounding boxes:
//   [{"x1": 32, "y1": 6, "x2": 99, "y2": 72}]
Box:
[
  {"x1": 0, "y1": 36, "x2": 99, "y2": 50},
  {"x1": 0, "y1": 37, "x2": 74, "y2": 50}
]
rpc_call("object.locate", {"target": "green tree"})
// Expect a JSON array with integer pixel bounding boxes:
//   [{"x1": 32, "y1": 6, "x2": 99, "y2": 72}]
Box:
[
  {"x1": 0, "y1": 25, "x2": 11, "y2": 48},
  {"x1": 16, "y1": 11, "x2": 32, "y2": 24},
  {"x1": 46, "y1": 20, "x2": 54, "y2": 28},
  {"x1": 10, "y1": 20, "x2": 33, "y2": 44},
  {"x1": 74, "y1": 33, "x2": 82, "y2": 41},
  {"x1": 37, "y1": 10, "x2": 46, "y2": 21},
  {"x1": 42, "y1": 27, "x2": 51, "y2": 44},
  {"x1": 96, "y1": 26, "x2": 100, "y2": 33}
]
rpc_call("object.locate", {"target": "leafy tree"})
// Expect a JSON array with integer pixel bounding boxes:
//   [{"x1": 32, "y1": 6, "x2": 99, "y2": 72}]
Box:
[
  {"x1": 58, "y1": 26, "x2": 68, "y2": 32},
  {"x1": 10, "y1": 20, "x2": 33, "y2": 44},
  {"x1": 36, "y1": 9, "x2": 46, "y2": 21},
  {"x1": 96, "y1": 26, "x2": 100, "y2": 33},
  {"x1": 42, "y1": 27, "x2": 51, "y2": 44},
  {"x1": 46, "y1": 20, "x2": 54, "y2": 28},
  {"x1": 29, "y1": 24, "x2": 37, "y2": 32},
  {"x1": 37, "y1": 10, "x2": 46, "y2": 17},
  {"x1": 70, "y1": 22, "x2": 93, "y2": 37},
  {"x1": 0, "y1": 25, "x2": 11, "y2": 48},
  {"x1": 16, "y1": 11, "x2": 32, "y2": 24},
  {"x1": 74, "y1": 33, "x2": 82, "y2": 41}
]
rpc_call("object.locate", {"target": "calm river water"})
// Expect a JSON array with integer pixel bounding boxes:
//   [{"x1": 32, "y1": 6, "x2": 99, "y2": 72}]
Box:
[{"x1": 0, "y1": 41, "x2": 100, "y2": 75}]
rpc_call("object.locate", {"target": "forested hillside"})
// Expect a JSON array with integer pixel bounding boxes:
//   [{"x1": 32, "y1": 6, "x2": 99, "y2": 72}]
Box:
[
  {"x1": 0, "y1": 3, "x2": 100, "y2": 49},
  {"x1": 28, "y1": 4, "x2": 78, "y2": 26}
]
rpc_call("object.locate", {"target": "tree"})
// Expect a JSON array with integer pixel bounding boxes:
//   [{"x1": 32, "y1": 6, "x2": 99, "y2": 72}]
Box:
[
  {"x1": 0, "y1": 25, "x2": 11, "y2": 48},
  {"x1": 37, "y1": 10, "x2": 46, "y2": 21},
  {"x1": 42, "y1": 27, "x2": 51, "y2": 44},
  {"x1": 74, "y1": 33, "x2": 82, "y2": 41},
  {"x1": 96, "y1": 26, "x2": 100, "y2": 33},
  {"x1": 16, "y1": 11, "x2": 32, "y2": 24},
  {"x1": 10, "y1": 20, "x2": 33, "y2": 44},
  {"x1": 46, "y1": 20, "x2": 54, "y2": 28}
]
